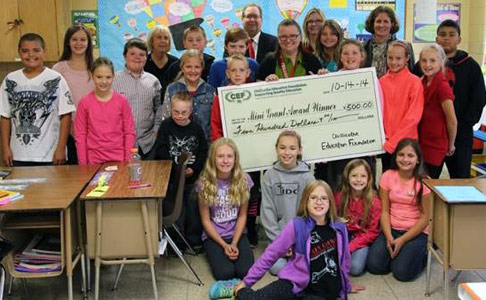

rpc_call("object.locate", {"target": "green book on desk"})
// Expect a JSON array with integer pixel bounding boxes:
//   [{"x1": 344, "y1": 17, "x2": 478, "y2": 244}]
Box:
[{"x1": 435, "y1": 186, "x2": 486, "y2": 203}]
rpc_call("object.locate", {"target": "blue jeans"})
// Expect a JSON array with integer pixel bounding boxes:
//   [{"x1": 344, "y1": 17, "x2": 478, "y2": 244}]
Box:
[
  {"x1": 350, "y1": 246, "x2": 369, "y2": 276},
  {"x1": 366, "y1": 230, "x2": 427, "y2": 282}
]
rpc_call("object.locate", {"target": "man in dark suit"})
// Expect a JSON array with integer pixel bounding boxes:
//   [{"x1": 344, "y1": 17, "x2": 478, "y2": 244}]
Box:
[{"x1": 241, "y1": 3, "x2": 278, "y2": 64}]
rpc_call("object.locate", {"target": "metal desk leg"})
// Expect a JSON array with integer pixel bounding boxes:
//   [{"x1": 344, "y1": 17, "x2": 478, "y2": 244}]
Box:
[
  {"x1": 65, "y1": 208, "x2": 73, "y2": 300},
  {"x1": 443, "y1": 203, "x2": 450, "y2": 300},
  {"x1": 141, "y1": 201, "x2": 158, "y2": 300},
  {"x1": 94, "y1": 202, "x2": 103, "y2": 300},
  {"x1": 76, "y1": 200, "x2": 88, "y2": 298},
  {"x1": 86, "y1": 254, "x2": 91, "y2": 291},
  {"x1": 425, "y1": 194, "x2": 435, "y2": 297}
]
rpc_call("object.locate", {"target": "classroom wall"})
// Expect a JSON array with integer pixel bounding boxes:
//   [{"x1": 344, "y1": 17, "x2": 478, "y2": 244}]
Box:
[{"x1": 406, "y1": 0, "x2": 486, "y2": 65}]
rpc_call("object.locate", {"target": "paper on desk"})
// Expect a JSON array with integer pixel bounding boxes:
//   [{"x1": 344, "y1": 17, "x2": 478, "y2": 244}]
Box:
[
  {"x1": 0, "y1": 184, "x2": 29, "y2": 190},
  {"x1": 0, "y1": 178, "x2": 46, "y2": 184},
  {"x1": 435, "y1": 186, "x2": 486, "y2": 203},
  {"x1": 87, "y1": 185, "x2": 109, "y2": 197}
]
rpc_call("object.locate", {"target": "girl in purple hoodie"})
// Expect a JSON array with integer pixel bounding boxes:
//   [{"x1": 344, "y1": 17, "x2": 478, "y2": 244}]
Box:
[{"x1": 210, "y1": 180, "x2": 355, "y2": 300}]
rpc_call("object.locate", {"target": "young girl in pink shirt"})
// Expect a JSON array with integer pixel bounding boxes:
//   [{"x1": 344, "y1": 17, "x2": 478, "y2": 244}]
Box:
[
  {"x1": 75, "y1": 57, "x2": 135, "y2": 165},
  {"x1": 335, "y1": 159, "x2": 381, "y2": 276},
  {"x1": 379, "y1": 40, "x2": 424, "y2": 172},
  {"x1": 418, "y1": 44, "x2": 457, "y2": 178},
  {"x1": 367, "y1": 138, "x2": 431, "y2": 282},
  {"x1": 53, "y1": 25, "x2": 95, "y2": 164}
]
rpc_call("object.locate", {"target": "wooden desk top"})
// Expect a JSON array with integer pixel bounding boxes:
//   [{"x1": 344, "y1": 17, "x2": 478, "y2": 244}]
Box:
[
  {"x1": 80, "y1": 160, "x2": 172, "y2": 201},
  {"x1": 424, "y1": 178, "x2": 486, "y2": 203},
  {"x1": 0, "y1": 165, "x2": 100, "y2": 211}
]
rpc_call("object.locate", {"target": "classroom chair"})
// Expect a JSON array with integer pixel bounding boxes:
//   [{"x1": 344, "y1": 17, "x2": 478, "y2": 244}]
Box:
[{"x1": 112, "y1": 152, "x2": 204, "y2": 289}]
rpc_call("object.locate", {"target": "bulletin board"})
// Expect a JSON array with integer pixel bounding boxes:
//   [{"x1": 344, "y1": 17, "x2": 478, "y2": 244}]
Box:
[
  {"x1": 413, "y1": 3, "x2": 461, "y2": 43},
  {"x1": 97, "y1": 0, "x2": 406, "y2": 70}
]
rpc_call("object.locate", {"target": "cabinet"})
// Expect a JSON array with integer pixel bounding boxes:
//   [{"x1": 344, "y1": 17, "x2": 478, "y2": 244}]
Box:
[{"x1": 0, "y1": 0, "x2": 67, "y2": 62}]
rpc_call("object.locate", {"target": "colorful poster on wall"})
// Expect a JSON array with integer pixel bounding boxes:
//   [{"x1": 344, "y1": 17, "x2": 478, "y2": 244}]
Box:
[
  {"x1": 72, "y1": 10, "x2": 99, "y2": 49},
  {"x1": 97, "y1": 0, "x2": 406, "y2": 70},
  {"x1": 413, "y1": 3, "x2": 460, "y2": 43}
]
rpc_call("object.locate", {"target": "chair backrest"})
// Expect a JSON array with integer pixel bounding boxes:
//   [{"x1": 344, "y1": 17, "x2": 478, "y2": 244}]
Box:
[{"x1": 162, "y1": 152, "x2": 190, "y2": 228}]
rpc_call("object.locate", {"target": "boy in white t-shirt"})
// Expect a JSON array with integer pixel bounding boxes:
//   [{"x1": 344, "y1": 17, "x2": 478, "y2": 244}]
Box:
[{"x1": 0, "y1": 33, "x2": 75, "y2": 166}]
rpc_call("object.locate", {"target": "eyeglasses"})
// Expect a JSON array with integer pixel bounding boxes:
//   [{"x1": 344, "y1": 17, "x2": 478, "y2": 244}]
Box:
[
  {"x1": 308, "y1": 196, "x2": 329, "y2": 203},
  {"x1": 278, "y1": 34, "x2": 300, "y2": 41},
  {"x1": 308, "y1": 20, "x2": 323, "y2": 25},
  {"x1": 244, "y1": 14, "x2": 261, "y2": 20},
  {"x1": 172, "y1": 110, "x2": 191, "y2": 117}
]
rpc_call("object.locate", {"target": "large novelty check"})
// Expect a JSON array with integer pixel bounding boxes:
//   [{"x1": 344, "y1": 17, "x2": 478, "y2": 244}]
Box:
[{"x1": 218, "y1": 67, "x2": 385, "y2": 171}]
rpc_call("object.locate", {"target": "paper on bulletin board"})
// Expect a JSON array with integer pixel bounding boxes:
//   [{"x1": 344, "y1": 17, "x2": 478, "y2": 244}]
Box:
[
  {"x1": 355, "y1": 0, "x2": 396, "y2": 11},
  {"x1": 413, "y1": 3, "x2": 461, "y2": 43},
  {"x1": 218, "y1": 68, "x2": 385, "y2": 171},
  {"x1": 415, "y1": 0, "x2": 436, "y2": 24},
  {"x1": 72, "y1": 10, "x2": 100, "y2": 49},
  {"x1": 97, "y1": 0, "x2": 406, "y2": 70}
]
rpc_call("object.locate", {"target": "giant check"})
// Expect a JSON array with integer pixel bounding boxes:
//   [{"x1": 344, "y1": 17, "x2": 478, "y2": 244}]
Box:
[{"x1": 218, "y1": 68, "x2": 385, "y2": 171}]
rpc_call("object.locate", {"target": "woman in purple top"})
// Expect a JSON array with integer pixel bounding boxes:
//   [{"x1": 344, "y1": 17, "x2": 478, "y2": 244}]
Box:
[{"x1": 197, "y1": 138, "x2": 254, "y2": 281}]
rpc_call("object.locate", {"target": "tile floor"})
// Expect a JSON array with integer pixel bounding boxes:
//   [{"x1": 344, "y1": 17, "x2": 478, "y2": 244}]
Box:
[{"x1": 4, "y1": 236, "x2": 485, "y2": 300}]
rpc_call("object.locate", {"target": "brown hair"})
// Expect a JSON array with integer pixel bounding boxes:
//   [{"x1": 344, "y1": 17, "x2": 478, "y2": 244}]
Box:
[
  {"x1": 276, "y1": 19, "x2": 304, "y2": 57},
  {"x1": 183, "y1": 25, "x2": 207, "y2": 41},
  {"x1": 242, "y1": 3, "x2": 263, "y2": 18},
  {"x1": 224, "y1": 27, "x2": 249, "y2": 45},
  {"x1": 123, "y1": 38, "x2": 148, "y2": 56},
  {"x1": 59, "y1": 25, "x2": 94, "y2": 74},
  {"x1": 91, "y1": 57, "x2": 114, "y2": 74},
  {"x1": 275, "y1": 129, "x2": 303, "y2": 160},
  {"x1": 390, "y1": 138, "x2": 427, "y2": 210},
  {"x1": 314, "y1": 20, "x2": 343, "y2": 67},
  {"x1": 388, "y1": 40, "x2": 411, "y2": 57},
  {"x1": 18, "y1": 33, "x2": 45, "y2": 50},
  {"x1": 171, "y1": 91, "x2": 193, "y2": 104},
  {"x1": 365, "y1": 6, "x2": 400, "y2": 35},
  {"x1": 338, "y1": 39, "x2": 366, "y2": 69},
  {"x1": 338, "y1": 159, "x2": 375, "y2": 227},
  {"x1": 297, "y1": 180, "x2": 341, "y2": 223}
]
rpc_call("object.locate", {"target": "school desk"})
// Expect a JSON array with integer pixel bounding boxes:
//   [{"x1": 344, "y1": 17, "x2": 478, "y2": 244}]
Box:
[
  {"x1": 80, "y1": 160, "x2": 171, "y2": 300},
  {"x1": 0, "y1": 164, "x2": 99, "y2": 300},
  {"x1": 424, "y1": 179, "x2": 486, "y2": 300}
]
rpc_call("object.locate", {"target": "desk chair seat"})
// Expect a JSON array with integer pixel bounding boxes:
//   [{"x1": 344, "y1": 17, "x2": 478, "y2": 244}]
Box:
[{"x1": 113, "y1": 153, "x2": 203, "y2": 289}]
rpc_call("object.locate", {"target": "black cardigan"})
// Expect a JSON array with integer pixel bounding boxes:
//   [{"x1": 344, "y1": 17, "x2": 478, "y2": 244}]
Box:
[{"x1": 257, "y1": 51, "x2": 322, "y2": 81}]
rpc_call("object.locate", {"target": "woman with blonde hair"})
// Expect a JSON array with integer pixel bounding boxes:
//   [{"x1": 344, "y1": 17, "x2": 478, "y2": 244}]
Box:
[
  {"x1": 302, "y1": 8, "x2": 325, "y2": 53},
  {"x1": 144, "y1": 25, "x2": 179, "y2": 89}
]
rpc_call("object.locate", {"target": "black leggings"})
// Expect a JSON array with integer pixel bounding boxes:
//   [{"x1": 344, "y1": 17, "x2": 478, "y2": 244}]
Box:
[
  {"x1": 204, "y1": 235, "x2": 254, "y2": 280},
  {"x1": 237, "y1": 279, "x2": 328, "y2": 300}
]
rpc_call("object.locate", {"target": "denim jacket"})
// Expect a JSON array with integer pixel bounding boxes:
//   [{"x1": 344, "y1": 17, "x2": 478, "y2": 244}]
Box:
[
  {"x1": 243, "y1": 217, "x2": 351, "y2": 300},
  {"x1": 161, "y1": 78, "x2": 215, "y2": 140}
]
